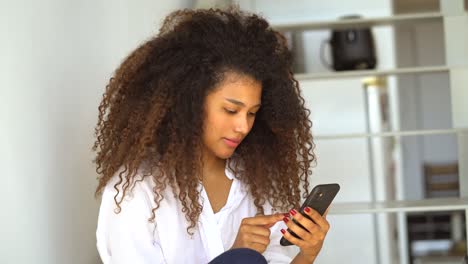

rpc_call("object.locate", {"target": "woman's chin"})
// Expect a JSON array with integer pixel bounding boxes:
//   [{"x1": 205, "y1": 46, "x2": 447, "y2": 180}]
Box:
[{"x1": 216, "y1": 149, "x2": 235, "y2": 160}]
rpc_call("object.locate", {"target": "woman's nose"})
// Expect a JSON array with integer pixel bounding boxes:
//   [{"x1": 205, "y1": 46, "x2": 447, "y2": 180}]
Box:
[{"x1": 234, "y1": 115, "x2": 249, "y2": 134}]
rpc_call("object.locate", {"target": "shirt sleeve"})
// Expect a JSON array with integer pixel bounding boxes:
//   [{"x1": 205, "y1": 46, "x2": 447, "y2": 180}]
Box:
[
  {"x1": 263, "y1": 220, "x2": 297, "y2": 264},
  {"x1": 96, "y1": 180, "x2": 166, "y2": 264}
]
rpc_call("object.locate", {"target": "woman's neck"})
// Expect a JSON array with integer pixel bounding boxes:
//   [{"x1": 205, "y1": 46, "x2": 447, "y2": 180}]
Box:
[{"x1": 201, "y1": 151, "x2": 227, "y2": 181}]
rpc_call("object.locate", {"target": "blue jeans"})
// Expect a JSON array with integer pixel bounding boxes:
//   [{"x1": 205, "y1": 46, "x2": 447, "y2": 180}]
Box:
[{"x1": 209, "y1": 248, "x2": 267, "y2": 264}]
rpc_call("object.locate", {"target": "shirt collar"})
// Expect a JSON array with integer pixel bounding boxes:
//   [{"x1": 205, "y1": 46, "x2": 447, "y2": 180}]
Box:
[{"x1": 224, "y1": 160, "x2": 235, "y2": 180}]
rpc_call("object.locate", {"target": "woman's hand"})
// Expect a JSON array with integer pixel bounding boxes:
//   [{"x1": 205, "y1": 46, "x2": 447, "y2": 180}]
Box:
[
  {"x1": 231, "y1": 213, "x2": 284, "y2": 253},
  {"x1": 281, "y1": 207, "x2": 330, "y2": 263}
]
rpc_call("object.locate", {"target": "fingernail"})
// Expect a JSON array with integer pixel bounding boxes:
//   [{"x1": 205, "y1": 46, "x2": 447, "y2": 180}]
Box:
[
  {"x1": 283, "y1": 213, "x2": 290, "y2": 217},
  {"x1": 283, "y1": 217, "x2": 289, "y2": 223},
  {"x1": 290, "y1": 209, "x2": 297, "y2": 216},
  {"x1": 304, "y1": 207, "x2": 311, "y2": 213},
  {"x1": 281, "y1": 229, "x2": 286, "y2": 234}
]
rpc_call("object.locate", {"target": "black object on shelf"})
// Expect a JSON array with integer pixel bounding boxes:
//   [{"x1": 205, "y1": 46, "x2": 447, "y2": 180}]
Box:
[{"x1": 330, "y1": 15, "x2": 377, "y2": 71}]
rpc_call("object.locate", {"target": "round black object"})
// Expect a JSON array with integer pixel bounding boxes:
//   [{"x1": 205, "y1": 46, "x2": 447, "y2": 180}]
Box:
[{"x1": 330, "y1": 15, "x2": 377, "y2": 71}]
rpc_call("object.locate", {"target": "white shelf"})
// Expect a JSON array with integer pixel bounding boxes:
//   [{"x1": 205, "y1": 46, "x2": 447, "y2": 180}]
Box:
[
  {"x1": 294, "y1": 65, "x2": 450, "y2": 80},
  {"x1": 314, "y1": 128, "x2": 468, "y2": 141},
  {"x1": 272, "y1": 12, "x2": 443, "y2": 31},
  {"x1": 329, "y1": 197, "x2": 468, "y2": 214}
]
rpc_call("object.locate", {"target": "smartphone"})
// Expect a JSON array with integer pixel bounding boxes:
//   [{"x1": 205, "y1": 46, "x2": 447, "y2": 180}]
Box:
[{"x1": 280, "y1": 183, "x2": 340, "y2": 246}]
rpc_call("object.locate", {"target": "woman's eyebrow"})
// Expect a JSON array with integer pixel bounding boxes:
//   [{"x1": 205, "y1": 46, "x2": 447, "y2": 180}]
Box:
[{"x1": 224, "y1": 98, "x2": 261, "y2": 108}]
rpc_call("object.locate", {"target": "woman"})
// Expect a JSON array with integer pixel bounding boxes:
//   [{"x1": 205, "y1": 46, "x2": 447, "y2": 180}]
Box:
[{"x1": 94, "y1": 7, "x2": 330, "y2": 264}]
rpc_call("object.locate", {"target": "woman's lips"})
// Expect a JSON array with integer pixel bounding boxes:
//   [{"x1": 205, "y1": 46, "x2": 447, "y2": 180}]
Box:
[{"x1": 223, "y1": 138, "x2": 241, "y2": 148}]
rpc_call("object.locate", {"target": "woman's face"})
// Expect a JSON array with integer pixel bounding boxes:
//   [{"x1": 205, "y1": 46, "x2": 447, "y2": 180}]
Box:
[{"x1": 202, "y1": 72, "x2": 262, "y2": 160}]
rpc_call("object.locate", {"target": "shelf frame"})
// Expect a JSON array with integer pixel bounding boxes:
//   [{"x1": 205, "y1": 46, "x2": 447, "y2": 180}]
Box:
[
  {"x1": 294, "y1": 65, "x2": 450, "y2": 80},
  {"x1": 329, "y1": 197, "x2": 468, "y2": 215},
  {"x1": 314, "y1": 128, "x2": 468, "y2": 141},
  {"x1": 272, "y1": 12, "x2": 444, "y2": 31}
]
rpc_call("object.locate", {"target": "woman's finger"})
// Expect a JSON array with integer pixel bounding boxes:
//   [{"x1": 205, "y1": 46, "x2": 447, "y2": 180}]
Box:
[
  {"x1": 264, "y1": 213, "x2": 288, "y2": 228},
  {"x1": 240, "y1": 224, "x2": 271, "y2": 237},
  {"x1": 283, "y1": 216, "x2": 315, "y2": 242},
  {"x1": 280, "y1": 228, "x2": 307, "y2": 248},
  {"x1": 243, "y1": 233, "x2": 271, "y2": 246},
  {"x1": 250, "y1": 242, "x2": 268, "y2": 254},
  {"x1": 302, "y1": 207, "x2": 330, "y2": 232},
  {"x1": 242, "y1": 214, "x2": 283, "y2": 226},
  {"x1": 288, "y1": 209, "x2": 318, "y2": 235}
]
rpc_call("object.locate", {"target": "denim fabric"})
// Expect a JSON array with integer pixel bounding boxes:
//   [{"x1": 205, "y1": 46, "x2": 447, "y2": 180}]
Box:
[{"x1": 209, "y1": 248, "x2": 267, "y2": 264}]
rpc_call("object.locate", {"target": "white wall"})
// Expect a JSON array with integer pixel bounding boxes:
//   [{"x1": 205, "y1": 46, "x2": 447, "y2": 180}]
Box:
[{"x1": 0, "y1": 1, "x2": 190, "y2": 263}]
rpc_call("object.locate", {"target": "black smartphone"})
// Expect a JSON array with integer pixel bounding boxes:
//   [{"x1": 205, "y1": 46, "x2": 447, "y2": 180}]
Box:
[{"x1": 280, "y1": 183, "x2": 340, "y2": 246}]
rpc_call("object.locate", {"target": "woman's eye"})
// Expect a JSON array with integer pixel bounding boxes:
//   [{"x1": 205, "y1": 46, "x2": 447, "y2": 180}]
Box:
[
  {"x1": 248, "y1": 112, "x2": 257, "y2": 116},
  {"x1": 224, "y1": 108, "x2": 237, "y2": 114}
]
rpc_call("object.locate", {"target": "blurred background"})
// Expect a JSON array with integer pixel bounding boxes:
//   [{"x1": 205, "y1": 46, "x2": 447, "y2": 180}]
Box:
[{"x1": 1, "y1": 0, "x2": 467, "y2": 263}]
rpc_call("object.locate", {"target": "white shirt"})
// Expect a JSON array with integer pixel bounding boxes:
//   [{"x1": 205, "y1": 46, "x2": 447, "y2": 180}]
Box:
[{"x1": 96, "y1": 164, "x2": 294, "y2": 264}]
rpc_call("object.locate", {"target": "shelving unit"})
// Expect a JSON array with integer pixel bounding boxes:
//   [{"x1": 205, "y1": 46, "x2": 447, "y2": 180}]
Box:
[
  {"x1": 330, "y1": 197, "x2": 468, "y2": 215},
  {"x1": 270, "y1": 0, "x2": 468, "y2": 263},
  {"x1": 314, "y1": 128, "x2": 468, "y2": 140},
  {"x1": 272, "y1": 0, "x2": 468, "y2": 213},
  {"x1": 295, "y1": 65, "x2": 450, "y2": 80},
  {"x1": 272, "y1": 12, "x2": 443, "y2": 31}
]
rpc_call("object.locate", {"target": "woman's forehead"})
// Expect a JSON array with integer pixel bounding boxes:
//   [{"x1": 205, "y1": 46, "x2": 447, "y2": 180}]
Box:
[{"x1": 210, "y1": 73, "x2": 262, "y2": 106}]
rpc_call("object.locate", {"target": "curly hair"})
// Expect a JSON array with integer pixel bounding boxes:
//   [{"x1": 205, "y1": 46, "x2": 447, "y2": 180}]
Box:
[{"x1": 93, "y1": 7, "x2": 316, "y2": 234}]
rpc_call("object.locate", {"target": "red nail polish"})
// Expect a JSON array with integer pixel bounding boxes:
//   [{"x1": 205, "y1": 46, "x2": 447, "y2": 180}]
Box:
[
  {"x1": 290, "y1": 209, "x2": 297, "y2": 216},
  {"x1": 283, "y1": 217, "x2": 289, "y2": 223},
  {"x1": 304, "y1": 207, "x2": 311, "y2": 213},
  {"x1": 283, "y1": 213, "x2": 290, "y2": 217},
  {"x1": 281, "y1": 229, "x2": 286, "y2": 234}
]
